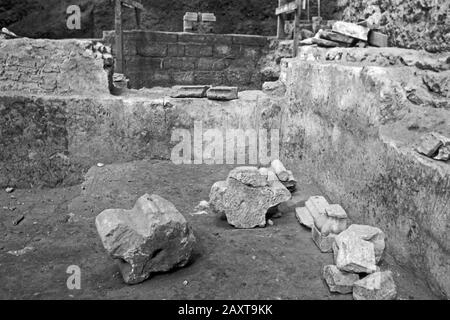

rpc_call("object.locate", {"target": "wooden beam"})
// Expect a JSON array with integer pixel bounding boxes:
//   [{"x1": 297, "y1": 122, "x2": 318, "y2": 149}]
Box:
[
  {"x1": 293, "y1": 0, "x2": 301, "y2": 57},
  {"x1": 276, "y1": 0, "x2": 287, "y2": 39},
  {"x1": 115, "y1": 0, "x2": 124, "y2": 74}
]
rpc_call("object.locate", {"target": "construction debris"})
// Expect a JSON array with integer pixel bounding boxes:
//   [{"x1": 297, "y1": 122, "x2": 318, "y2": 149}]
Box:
[
  {"x1": 333, "y1": 233, "x2": 377, "y2": 274},
  {"x1": 353, "y1": 271, "x2": 397, "y2": 300},
  {"x1": 95, "y1": 194, "x2": 196, "y2": 284}
]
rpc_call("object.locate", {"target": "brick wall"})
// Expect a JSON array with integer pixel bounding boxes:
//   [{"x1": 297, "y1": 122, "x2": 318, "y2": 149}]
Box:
[
  {"x1": 0, "y1": 38, "x2": 111, "y2": 96},
  {"x1": 103, "y1": 31, "x2": 270, "y2": 89}
]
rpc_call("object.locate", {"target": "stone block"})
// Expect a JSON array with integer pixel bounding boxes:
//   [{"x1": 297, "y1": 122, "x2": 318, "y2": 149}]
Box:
[
  {"x1": 296, "y1": 207, "x2": 314, "y2": 229},
  {"x1": 333, "y1": 233, "x2": 377, "y2": 274},
  {"x1": 163, "y1": 57, "x2": 196, "y2": 71},
  {"x1": 320, "y1": 30, "x2": 356, "y2": 45},
  {"x1": 305, "y1": 196, "x2": 329, "y2": 230},
  {"x1": 144, "y1": 31, "x2": 179, "y2": 43},
  {"x1": 332, "y1": 21, "x2": 370, "y2": 41},
  {"x1": 213, "y1": 44, "x2": 240, "y2": 58},
  {"x1": 323, "y1": 265, "x2": 359, "y2": 294},
  {"x1": 194, "y1": 71, "x2": 224, "y2": 86},
  {"x1": 185, "y1": 44, "x2": 213, "y2": 57},
  {"x1": 95, "y1": 194, "x2": 196, "y2": 284},
  {"x1": 136, "y1": 43, "x2": 168, "y2": 57},
  {"x1": 170, "y1": 85, "x2": 210, "y2": 98},
  {"x1": 262, "y1": 80, "x2": 286, "y2": 96},
  {"x1": 232, "y1": 35, "x2": 268, "y2": 47},
  {"x1": 197, "y1": 58, "x2": 228, "y2": 71},
  {"x1": 167, "y1": 44, "x2": 185, "y2": 57},
  {"x1": 207, "y1": 86, "x2": 239, "y2": 101},
  {"x1": 312, "y1": 225, "x2": 336, "y2": 252},
  {"x1": 321, "y1": 204, "x2": 348, "y2": 236},
  {"x1": 312, "y1": 37, "x2": 341, "y2": 48},
  {"x1": 353, "y1": 271, "x2": 397, "y2": 300},
  {"x1": 416, "y1": 132, "x2": 443, "y2": 157},
  {"x1": 172, "y1": 71, "x2": 195, "y2": 85},
  {"x1": 368, "y1": 31, "x2": 388, "y2": 47}
]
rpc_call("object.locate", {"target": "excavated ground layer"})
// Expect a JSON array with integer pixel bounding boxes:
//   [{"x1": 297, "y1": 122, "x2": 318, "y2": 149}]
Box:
[{"x1": 279, "y1": 46, "x2": 450, "y2": 298}]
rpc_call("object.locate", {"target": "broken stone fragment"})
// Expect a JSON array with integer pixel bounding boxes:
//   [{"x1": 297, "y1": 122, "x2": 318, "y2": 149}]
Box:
[
  {"x1": 270, "y1": 159, "x2": 290, "y2": 182},
  {"x1": 209, "y1": 166, "x2": 291, "y2": 228},
  {"x1": 296, "y1": 207, "x2": 314, "y2": 229},
  {"x1": 95, "y1": 194, "x2": 196, "y2": 284},
  {"x1": 353, "y1": 271, "x2": 397, "y2": 300},
  {"x1": 171, "y1": 85, "x2": 210, "y2": 98},
  {"x1": 305, "y1": 196, "x2": 329, "y2": 231},
  {"x1": 321, "y1": 204, "x2": 348, "y2": 236},
  {"x1": 333, "y1": 233, "x2": 377, "y2": 274},
  {"x1": 323, "y1": 265, "x2": 359, "y2": 294},
  {"x1": 312, "y1": 225, "x2": 336, "y2": 253},
  {"x1": 416, "y1": 132, "x2": 443, "y2": 157},
  {"x1": 206, "y1": 86, "x2": 238, "y2": 101},
  {"x1": 336, "y1": 224, "x2": 386, "y2": 263},
  {"x1": 332, "y1": 21, "x2": 370, "y2": 41}
]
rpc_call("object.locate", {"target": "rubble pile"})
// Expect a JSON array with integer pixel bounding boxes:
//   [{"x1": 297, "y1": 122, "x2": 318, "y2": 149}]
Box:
[
  {"x1": 295, "y1": 196, "x2": 396, "y2": 300},
  {"x1": 300, "y1": 20, "x2": 388, "y2": 49}
]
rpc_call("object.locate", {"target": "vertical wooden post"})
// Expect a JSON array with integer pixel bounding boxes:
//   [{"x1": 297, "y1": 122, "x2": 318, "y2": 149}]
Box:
[
  {"x1": 277, "y1": 0, "x2": 287, "y2": 39},
  {"x1": 115, "y1": 0, "x2": 124, "y2": 74},
  {"x1": 307, "y1": 0, "x2": 310, "y2": 21},
  {"x1": 293, "y1": 0, "x2": 301, "y2": 57},
  {"x1": 318, "y1": 0, "x2": 321, "y2": 18}
]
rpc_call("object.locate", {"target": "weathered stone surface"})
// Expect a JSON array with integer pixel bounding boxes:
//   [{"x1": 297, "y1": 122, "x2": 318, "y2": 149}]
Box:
[
  {"x1": 312, "y1": 225, "x2": 336, "y2": 253},
  {"x1": 333, "y1": 234, "x2": 377, "y2": 274},
  {"x1": 337, "y1": 224, "x2": 386, "y2": 263},
  {"x1": 171, "y1": 85, "x2": 210, "y2": 98},
  {"x1": 207, "y1": 86, "x2": 239, "y2": 101},
  {"x1": 305, "y1": 196, "x2": 329, "y2": 231},
  {"x1": 262, "y1": 80, "x2": 286, "y2": 96},
  {"x1": 323, "y1": 265, "x2": 359, "y2": 294},
  {"x1": 321, "y1": 204, "x2": 348, "y2": 236},
  {"x1": 209, "y1": 167, "x2": 291, "y2": 228},
  {"x1": 332, "y1": 21, "x2": 370, "y2": 41},
  {"x1": 278, "y1": 191, "x2": 308, "y2": 214},
  {"x1": 95, "y1": 194, "x2": 196, "y2": 284},
  {"x1": 353, "y1": 271, "x2": 397, "y2": 300},
  {"x1": 296, "y1": 207, "x2": 314, "y2": 229},
  {"x1": 320, "y1": 30, "x2": 355, "y2": 45},
  {"x1": 416, "y1": 133, "x2": 443, "y2": 157},
  {"x1": 312, "y1": 37, "x2": 340, "y2": 48},
  {"x1": 368, "y1": 31, "x2": 388, "y2": 47}
]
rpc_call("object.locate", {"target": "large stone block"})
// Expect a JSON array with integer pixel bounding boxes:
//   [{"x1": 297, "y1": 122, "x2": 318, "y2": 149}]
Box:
[
  {"x1": 353, "y1": 271, "x2": 397, "y2": 300},
  {"x1": 312, "y1": 225, "x2": 336, "y2": 253},
  {"x1": 95, "y1": 194, "x2": 196, "y2": 284},
  {"x1": 333, "y1": 233, "x2": 377, "y2": 274},
  {"x1": 170, "y1": 85, "x2": 210, "y2": 98},
  {"x1": 336, "y1": 224, "x2": 386, "y2": 263},
  {"x1": 197, "y1": 57, "x2": 228, "y2": 71},
  {"x1": 296, "y1": 207, "x2": 314, "y2": 229},
  {"x1": 136, "y1": 43, "x2": 168, "y2": 57},
  {"x1": 163, "y1": 57, "x2": 196, "y2": 70},
  {"x1": 305, "y1": 196, "x2": 329, "y2": 230},
  {"x1": 209, "y1": 167, "x2": 291, "y2": 228}
]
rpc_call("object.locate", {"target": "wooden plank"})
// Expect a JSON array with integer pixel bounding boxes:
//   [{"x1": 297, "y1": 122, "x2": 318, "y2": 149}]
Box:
[
  {"x1": 122, "y1": 0, "x2": 145, "y2": 11},
  {"x1": 115, "y1": 0, "x2": 123, "y2": 74},
  {"x1": 276, "y1": 2, "x2": 298, "y2": 15},
  {"x1": 277, "y1": 0, "x2": 287, "y2": 39}
]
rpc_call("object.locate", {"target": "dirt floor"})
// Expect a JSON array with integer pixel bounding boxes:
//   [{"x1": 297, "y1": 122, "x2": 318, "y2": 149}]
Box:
[{"x1": 0, "y1": 160, "x2": 438, "y2": 300}]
